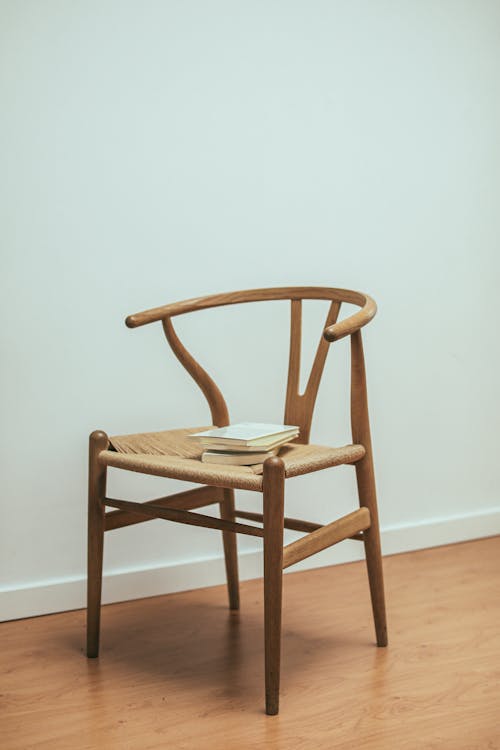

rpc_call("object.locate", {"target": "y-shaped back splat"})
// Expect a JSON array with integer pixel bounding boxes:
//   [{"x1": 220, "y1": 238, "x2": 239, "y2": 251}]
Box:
[
  {"x1": 162, "y1": 317, "x2": 230, "y2": 427},
  {"x1": 126, "y1": 288, "x2": 375, "y2": 440},
  {"x1": 163, "y1": 299, "x2": 340, "y2": 441},
  {"x1": 284, "y1": 299, "x2": 341, "y2": 444}
]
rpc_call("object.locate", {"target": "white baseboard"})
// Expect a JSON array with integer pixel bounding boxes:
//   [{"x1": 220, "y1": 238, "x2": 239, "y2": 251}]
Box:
[{"x1": 1, "y1": 508, "x2": 499, "y2": 622}]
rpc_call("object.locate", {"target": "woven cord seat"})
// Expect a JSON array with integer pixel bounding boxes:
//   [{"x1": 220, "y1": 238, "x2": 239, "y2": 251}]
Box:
[{"x1": 100, "y1": 426, "x2": 366, "y2": 491}]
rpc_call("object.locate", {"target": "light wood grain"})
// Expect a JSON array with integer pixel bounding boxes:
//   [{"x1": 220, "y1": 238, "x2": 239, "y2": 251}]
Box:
[
  {"x1": 262, "y1": 457, "x2": 286, "y2": 715},
  {"x1": 103, "y1": 498, "x2": 264, "y2": 538},
  {"x1": 351, "y1": 329, "x2": 387, "y2": 647},
  {"x1": 234, "y1": 509, "x2": 365, "y2": 540},
  {"x1": 219, "y1": 489, "x2": 240, "y2": 610},
  {"x1": 105, "y1": 485, "x2": 223, "y2": 531},
  {"x1": 86, "y1": 430, "x2": 108, "y2": 658},
  {"x1": 125, "y1": 286, "x2": 376, "y2": 336},
  {"x1": 3, "y1": 538, "x2": 499, "y2": 750},
  {"x1": 162, "y1": 316, "x2": 229, "y2": 426},
  {"x1": 284, "y1": 299, "x2": 341, "y2": 443},
  {"x1": 282, "y1": 508, "x2": 371, "y2": 569}
]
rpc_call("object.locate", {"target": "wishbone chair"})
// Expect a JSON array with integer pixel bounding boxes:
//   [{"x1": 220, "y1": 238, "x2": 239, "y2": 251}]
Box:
[{"x1": 87, "y1": 286, "x2": 387, "y2": 715}]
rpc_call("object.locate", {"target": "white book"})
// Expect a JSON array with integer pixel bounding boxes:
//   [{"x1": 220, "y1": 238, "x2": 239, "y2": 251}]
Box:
[
  {"x1": 198, "y1": 433, "x2": 298, "y2": 452},
  {"x1": 201, "y1": 448, "x2": 278, "y2": 465},
  {"x1": 190, "y1": 422, "x2": 299, "y2": 447}
]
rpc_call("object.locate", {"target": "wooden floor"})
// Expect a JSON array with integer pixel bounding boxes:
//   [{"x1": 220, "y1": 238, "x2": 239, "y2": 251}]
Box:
[{"x1": 2, "y1": 537, "x2": 500, "y2": 750}]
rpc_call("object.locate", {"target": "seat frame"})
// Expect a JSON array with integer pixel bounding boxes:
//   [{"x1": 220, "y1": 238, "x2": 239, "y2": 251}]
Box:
[{"x1": 87, "y1": 286, "x2": 387, "y2": 715}]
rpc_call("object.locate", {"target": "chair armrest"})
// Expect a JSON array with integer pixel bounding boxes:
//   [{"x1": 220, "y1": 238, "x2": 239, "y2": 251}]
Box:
[
  {"x1": 323, "y1": 294, "x2": 377, "y2": 342},
  {"x1": 126, "y1": 290, "x2": 264, "y2": 327},
  {"x1": 125, "y1": 297, "x2": 205, "y2": 328},
  {"x1": 126, "y1": 288, "x2": 377, "y2": 334}
]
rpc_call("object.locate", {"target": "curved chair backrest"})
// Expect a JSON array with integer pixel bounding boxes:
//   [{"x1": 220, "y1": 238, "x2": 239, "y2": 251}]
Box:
[{"x1": 125, "y1": 286, "x2": 377, "y2": 444}]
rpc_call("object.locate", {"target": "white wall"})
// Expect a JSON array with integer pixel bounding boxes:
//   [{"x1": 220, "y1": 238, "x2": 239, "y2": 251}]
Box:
[{"x1": 1, "y1": 0, "x2": 499, "y2": 620}]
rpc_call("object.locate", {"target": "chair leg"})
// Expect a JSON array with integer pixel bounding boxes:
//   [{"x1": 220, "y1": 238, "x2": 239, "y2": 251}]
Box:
[
  {"x1": 351, "y1": 329, "x2": 387, "y2": 647},
  {"x1": 355, "y1": 452, "x2": 388, "y2": 647},
  {"x1": 87, "y1": 430, "x2": 108, "y2": 658},
  {"x1": 263, "y1": 457, "x2": 285, "y2": 715},
  {"x1": 219, "y1": 488, "x2": 240, "y2": 610}
]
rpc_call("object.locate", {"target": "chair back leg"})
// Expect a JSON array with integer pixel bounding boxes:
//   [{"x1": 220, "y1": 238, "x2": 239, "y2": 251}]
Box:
[
  {"x1": 219, "y1": 488, "x2": 240, "y2": 610},
  {"x1": 355, "y1": 453, "x2": 388, "y2": 646},
  {"x1": 350, "y1": 330, "x2": 388, "y2": 647},
  {"x1": 263, "y1": 457, "x2": 286, "y2": 715},
  {"x1": 87, "y1": 430, "x2": 108, "y2": 657}
]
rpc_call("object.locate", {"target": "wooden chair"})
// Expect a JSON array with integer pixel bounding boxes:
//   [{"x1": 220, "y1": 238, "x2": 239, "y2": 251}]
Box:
[{"x1": 87, "y1": 286, "x2": 387, "y2": 715}]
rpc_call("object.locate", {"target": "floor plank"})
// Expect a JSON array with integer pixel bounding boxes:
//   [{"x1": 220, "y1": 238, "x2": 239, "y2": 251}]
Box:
[{"x1": 2, "y1": 537, "x2": 500, "y2": 749}]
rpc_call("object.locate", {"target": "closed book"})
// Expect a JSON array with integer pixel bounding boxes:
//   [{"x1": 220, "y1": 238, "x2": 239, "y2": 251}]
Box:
[
  {"x1": 201, "y1": 448, "x2": 278, "y2": 465},
  {"x1": 190, "y1": 422, "x2": 299, "y2": 447},
  {"x1": 198, "y1": 433, "x2": 298, "y2": 452}
]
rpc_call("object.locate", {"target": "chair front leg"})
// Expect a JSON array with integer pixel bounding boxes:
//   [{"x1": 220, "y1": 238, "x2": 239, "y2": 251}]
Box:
[
  {"x1": 219, "y1": 488, "x2": 240, "y2": 610},
  {"x1": 262, "y1": 457, "x2": 285, "y2": 715},
  {"x1": 87, "y1": 430, "x2": 108, "y2": 658}
]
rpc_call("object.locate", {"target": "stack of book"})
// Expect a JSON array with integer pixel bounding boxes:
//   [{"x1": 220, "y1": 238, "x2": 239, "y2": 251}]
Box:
[{"x1": 189, "y1": 423, "x2": 300, "y2": 465}]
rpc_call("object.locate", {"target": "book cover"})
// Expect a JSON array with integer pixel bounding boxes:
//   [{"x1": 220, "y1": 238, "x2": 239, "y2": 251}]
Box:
[{"x1": 190, "y1": 422, "x2": 299, "y2": 446}]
